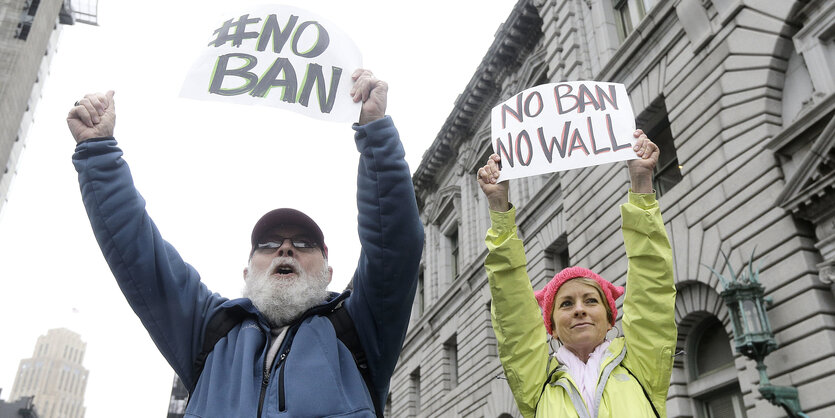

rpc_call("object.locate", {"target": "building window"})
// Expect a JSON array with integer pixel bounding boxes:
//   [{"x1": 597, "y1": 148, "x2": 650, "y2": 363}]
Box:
[
  {"x1": 650, "y1": 121, "x2": 682, "y2": 196},
  {"x1": 416, "y1": 268, "x2": 425, "y2": 316},
  {"x1": 544, "y1": 238, "x2": 570, "y2": 278},
  {"x1": 444, "y1": 335, "x2": 459, "y2": 388},
  {"x1": 637, "y1": 97, "x2": 682, "y2": 196},
  {"x1": 26, "y1": 0, "x2": 41, "y2": 16},
  {"x1": 698, "y1": 389, "x2": 746, "y2": 418},
  {"x1": 15, "y1": 0, "x2": 41, "y2": 41},
  {"x1": 447, "y1": 227, "x2": 460, "y2": 279},
  {"x1": 687, "y1": 317, "x2": 747, "y2": 418},
  {"x1": 410, "y1": 367, "x2": 421, "y2": 415},
  {"x1": 15, "y1": 22, "x2": 31, "y2": 40},
  {"x1": 432, "y1": 187, "x2": 461, "y2": 288},
  {"x1": 614, "y1": 0, "x2": 652, "y2": 41},
  {"x1": 782, "y1": 48, "x2": 815, "y2": 125},
  {"x1": 793, "y1": 5, "x2": 835, "y2": 95},
  {"x1": 694, "y1": 321, "x2": 733, "y2": 374}
]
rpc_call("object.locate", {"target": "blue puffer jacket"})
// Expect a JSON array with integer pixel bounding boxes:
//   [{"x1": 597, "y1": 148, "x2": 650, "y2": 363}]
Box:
[{"x1": 72, "y1": 116, "x2": 424, "y2": 417}]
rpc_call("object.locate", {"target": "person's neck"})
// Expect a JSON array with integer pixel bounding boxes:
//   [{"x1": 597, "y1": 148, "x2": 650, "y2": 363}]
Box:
[{"x1": 565, "y1": 344, "x2": 599, "y2": 363}]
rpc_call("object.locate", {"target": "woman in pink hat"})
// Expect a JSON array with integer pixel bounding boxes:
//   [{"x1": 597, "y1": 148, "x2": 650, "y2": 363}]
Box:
[{"x1": 477, "y1": 130, "x2": 675, "y2": 418}]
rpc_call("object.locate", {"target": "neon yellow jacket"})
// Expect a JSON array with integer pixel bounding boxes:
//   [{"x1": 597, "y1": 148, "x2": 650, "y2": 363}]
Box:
[{"x1": 485, "y1": 192, "x2": 676, "y2": 418}]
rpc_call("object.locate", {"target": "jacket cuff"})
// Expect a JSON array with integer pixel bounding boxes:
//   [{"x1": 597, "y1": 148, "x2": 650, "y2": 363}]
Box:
[
  {"x1": 75, "y1": 136, "x2": 115, "y2": 149},
  {"x1": 352, "y1": 115, "x2": 393, "y2": 136},
  {"x1": 489, "y1": 204, "x2": 516, "y2": 235},
  {"x1": 627, "y1": 190, "x2": 658, "y2": 211}
]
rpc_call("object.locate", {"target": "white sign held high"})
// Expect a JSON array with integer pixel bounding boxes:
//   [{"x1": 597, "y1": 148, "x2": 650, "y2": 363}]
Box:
[
  {"x1": 490, "y1": 81, "x2": 638, "y2": 181},
  {"x1": 181, "y1": 5, "x2": 362, "y2": 123}
]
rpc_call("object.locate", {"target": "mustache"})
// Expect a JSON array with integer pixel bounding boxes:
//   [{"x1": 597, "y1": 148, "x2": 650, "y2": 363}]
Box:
[{"x1": 268, "y1": 256, "x2": 300, "y2": 272}]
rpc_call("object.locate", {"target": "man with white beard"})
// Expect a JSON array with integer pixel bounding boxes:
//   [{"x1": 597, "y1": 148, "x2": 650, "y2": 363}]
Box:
[
  {"x1": 67, "y1": 69, "x2": 423, "y2": 417},
  {"x1": 243, "y1": 209, "x2": 334, "y2": 327}
]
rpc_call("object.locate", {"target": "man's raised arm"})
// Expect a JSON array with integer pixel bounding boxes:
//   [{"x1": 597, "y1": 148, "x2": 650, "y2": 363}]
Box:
[
  {"x1": 345, "y1": 69, "x2": 424, "y2": 411},
  {"x1": 68, "y1": 92, "x2": 223, "y2": 389}
]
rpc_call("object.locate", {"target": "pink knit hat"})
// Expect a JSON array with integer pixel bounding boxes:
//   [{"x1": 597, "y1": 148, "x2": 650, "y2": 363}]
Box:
[{"x1": 534, "y1": 266, "x2": 625, "y2": 333}]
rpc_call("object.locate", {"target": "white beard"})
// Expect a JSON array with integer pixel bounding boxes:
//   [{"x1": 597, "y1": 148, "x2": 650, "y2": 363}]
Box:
[{"x1": 243, "y1": 256, "x2": 331, "y2": 327}]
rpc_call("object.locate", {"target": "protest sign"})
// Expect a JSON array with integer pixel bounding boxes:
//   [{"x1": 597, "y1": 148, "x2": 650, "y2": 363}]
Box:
[
  {"x1": 181, "y1": 5, "x2": 362, "y2": 123},
  {"x1": 490, "y1": 81, "x2": 638, "y2": 181}
]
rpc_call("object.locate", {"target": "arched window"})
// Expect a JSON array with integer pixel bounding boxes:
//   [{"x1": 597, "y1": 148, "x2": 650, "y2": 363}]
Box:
[
  {"x1": 694, "y1": 318, "x2": 734, "y2": 375},
  {"x1": 687, "y1": 317, "x2": 747, "y2": 418}
]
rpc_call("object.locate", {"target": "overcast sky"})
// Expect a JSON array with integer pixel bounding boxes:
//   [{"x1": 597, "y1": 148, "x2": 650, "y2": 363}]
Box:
[{"x1": 0, "y1": 1, "x2": 516, "y2": 416}]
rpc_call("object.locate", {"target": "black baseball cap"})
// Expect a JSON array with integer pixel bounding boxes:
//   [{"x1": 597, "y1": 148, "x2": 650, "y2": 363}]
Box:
[{"x1": 250, "y1": 208, "x2": 328, "y2": 257}]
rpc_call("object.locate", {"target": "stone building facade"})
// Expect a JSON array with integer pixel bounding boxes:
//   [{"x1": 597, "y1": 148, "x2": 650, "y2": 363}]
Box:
[
  {"x1": 166, "y1": 375, "x2": 189, "y2": 418},
  {"x1": 9, "y1": 328, "x2": 89, "y2": 418},
  {"x1": 391, "y1": 0, "x2": 835, "y2": 417},
  {"x1": 0, "y1": 0, "x2": 94, "y2": 216}
]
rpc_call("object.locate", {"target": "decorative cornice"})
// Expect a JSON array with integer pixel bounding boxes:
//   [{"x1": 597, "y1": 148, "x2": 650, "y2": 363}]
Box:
[
  {"x1": 766, "y1": 92, "x2": 835, "y2": 151},
  {"x1": 412, "y1": 0, "x2": 543, "y2": 210},
  {"x1": 769, "y1": 93, "x2": 835, "y2": 222},
  {"x1": 786, "y1": 175, "x2": 835, "y2": 224}
]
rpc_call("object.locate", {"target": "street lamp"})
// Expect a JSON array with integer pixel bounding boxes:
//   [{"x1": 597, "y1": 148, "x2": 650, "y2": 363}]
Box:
[{"x1": 705, "y1": 250, "x2": 808, "y2": 418}]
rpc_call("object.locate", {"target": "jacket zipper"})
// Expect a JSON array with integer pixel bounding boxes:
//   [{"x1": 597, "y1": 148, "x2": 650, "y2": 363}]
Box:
[
  {"x1": 277, "y1": 350, "x2": 289, "y2": 411},
  {"x1": 257, "y1": 337, "x2": 273, "y2": 418},
  {"x1": 257, "y1": 340, "x2": 292, "y2": 417},
  {"x1": 257, "y1": 367, "x2": 269, "y2": 418}
]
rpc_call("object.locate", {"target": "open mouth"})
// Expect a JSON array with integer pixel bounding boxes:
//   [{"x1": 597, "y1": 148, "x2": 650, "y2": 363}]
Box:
[{"x1": 273, "y1": 263, "x2": 297, "y2": 276}]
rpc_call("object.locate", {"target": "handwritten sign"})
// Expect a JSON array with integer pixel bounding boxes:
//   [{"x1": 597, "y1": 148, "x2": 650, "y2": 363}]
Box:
[
  {"x1": 491, "y1": 81, "x2": 638, "y2": 181},
  {"x1": 181, "y1": 5, "x2": 362, "y2": 123}
]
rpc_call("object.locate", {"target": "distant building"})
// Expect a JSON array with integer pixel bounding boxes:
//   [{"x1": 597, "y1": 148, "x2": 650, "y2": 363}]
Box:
[
  {"x1": 0, "y1": 0, "x2": 98, "y2": 216},
  {"x1": 9, "y1": 329, "x2": 88, "y2": 418},
  {"x1": 166, "y1": 376, "x2": 188, "y2": 418},
  {"x1": 0, "y1": 394, "x2": 38, "y2": 418},
  {"x1": 392, "y1": 0, "x2": 835, "y2": 417}
]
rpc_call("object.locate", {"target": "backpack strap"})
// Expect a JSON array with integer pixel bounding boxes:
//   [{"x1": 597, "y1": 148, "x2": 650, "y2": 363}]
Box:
[
  {"x1": 620, "y1": 364, "x2": 661, "y2": 418},
  {"x1": 191, "y1": 305, "x2": 251, "y2": 394},
  {"x1": 327, "y1": 306, "x2": 383, "y2": 418}
]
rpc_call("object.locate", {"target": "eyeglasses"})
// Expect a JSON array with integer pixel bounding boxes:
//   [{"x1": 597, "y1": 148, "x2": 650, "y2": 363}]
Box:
[{"x1": 255, "y1": 237, "x2": 319, "y2": 253}]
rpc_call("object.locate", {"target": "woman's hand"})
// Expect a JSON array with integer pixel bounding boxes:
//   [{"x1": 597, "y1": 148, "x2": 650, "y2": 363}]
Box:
[
  {"x1": 477, "y1": 154, "x2": 510, "y2": 212},
  {"x1": 627, "y1": 130, "x2": 660, "y2": 193}
]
